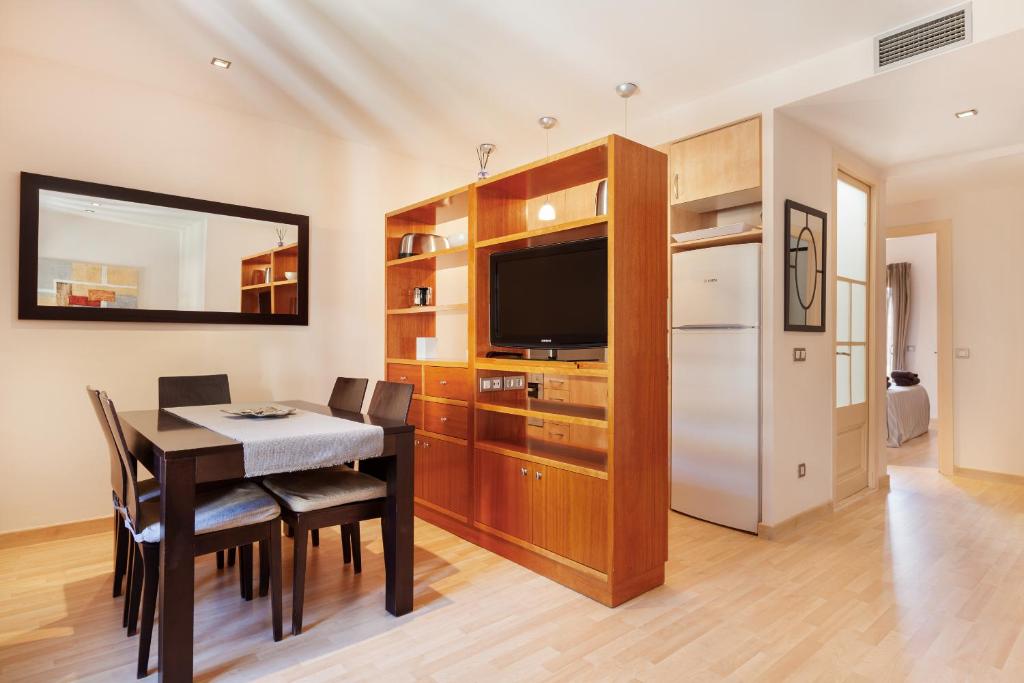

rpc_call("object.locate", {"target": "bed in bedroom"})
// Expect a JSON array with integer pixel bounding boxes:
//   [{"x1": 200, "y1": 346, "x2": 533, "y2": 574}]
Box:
[{"x1": 886, "y1": 384, "x2": 931, "y2": 447}]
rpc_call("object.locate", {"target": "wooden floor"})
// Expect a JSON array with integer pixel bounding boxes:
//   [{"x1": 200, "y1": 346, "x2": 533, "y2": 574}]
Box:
[{"x1": 4, "y1": 434, "x2": 1024, "y2": 681}]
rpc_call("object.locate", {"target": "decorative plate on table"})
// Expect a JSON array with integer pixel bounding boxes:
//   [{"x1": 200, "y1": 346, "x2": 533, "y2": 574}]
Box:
[{"x1": 220, "y1": 406, "x2": 296, "y2": 419}]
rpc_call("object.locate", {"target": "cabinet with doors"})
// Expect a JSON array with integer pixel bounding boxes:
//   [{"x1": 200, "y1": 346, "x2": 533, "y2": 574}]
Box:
[
  {"x1": 385, "y1": 134, "x2": 667, "y2": 606},
  {"x1": 669, "y1": 116, "x2": 761, "y2": 212}
]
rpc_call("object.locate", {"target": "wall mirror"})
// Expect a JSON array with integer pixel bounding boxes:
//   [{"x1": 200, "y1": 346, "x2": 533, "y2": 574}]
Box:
[
  {"x1": 19, "y1": 173, "x2": 308, "y2": 324},
  {"x1": 783, "y1": 199, "x2": 827, "y2": 332}
]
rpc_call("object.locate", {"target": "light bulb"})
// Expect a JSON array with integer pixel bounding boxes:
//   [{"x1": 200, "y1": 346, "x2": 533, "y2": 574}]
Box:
[{"x1": 538, "y1": 201, "x2": 556, "y2": 221}]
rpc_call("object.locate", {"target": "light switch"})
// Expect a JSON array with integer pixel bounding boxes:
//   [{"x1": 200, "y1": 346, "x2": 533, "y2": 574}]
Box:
[
  {"x1": 793, "y1": 348, "x2": 807, "y2": 362},
  {"x1": 906, "y1": 345, "x2": 916, "y2": 352},
  {"x1": 955, "y1": 348, "x2": 971, "y2": 359}
]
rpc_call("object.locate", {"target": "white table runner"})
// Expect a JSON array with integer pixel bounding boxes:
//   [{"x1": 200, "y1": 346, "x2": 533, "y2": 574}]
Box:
[{"x1": 165, "y1": 403, "x2": 384, "y2": 477}]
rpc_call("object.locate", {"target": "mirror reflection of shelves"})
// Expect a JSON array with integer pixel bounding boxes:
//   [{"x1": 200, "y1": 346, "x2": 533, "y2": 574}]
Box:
[{"x1": 240, "y1": 242, "x2": 300, "y2": 314}]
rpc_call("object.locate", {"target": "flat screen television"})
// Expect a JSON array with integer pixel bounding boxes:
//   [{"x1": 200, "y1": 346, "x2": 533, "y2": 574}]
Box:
[{"x1": 490, "y1": 237, "x2": 607, "y2": 351}]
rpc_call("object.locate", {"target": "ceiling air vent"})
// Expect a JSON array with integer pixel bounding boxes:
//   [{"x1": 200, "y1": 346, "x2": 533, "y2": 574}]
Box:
[{"x1": 875, "y1": 2, "x2": 972, "y2": 72}]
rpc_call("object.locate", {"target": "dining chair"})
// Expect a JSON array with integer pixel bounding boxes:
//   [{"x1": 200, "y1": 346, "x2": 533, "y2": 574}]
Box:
[
  {"x1": 86, "y1": 387, "x2": 159, "y2": 605},
  {"x1": 260, "y1": 380, "x2": 413, "y2": 635},
  {"x1": 308, "y1": 377, "x2": 369, "y2": 552},
  {"x1": 157, "y1": 373, "x2": 238, "y2": 571},
  {"x1": 95, "y1": 389, "x2": 284, "y2": 678}
]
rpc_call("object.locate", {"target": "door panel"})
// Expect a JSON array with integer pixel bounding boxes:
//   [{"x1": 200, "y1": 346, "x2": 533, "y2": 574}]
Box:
[
  {"x1": 834, "y1": 174, "x2": 871, "y2": 501},
  {"x1": 415, "y1": 436, "x2": 470, "y2": 518},
  {"x1": 530, "y1": 465, "x2": 608, "y2": 572},
  {"x1": 475, "y1": 451, "x2": 530, "y2": 540}
]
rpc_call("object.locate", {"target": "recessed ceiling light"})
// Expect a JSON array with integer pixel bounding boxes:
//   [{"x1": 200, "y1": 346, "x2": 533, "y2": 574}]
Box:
[
  {"x1": 90, "y1": 201, "x2": 101, "y2": 207},
  {"x1": 211, "y1": 57, "x2": 232, "y2": 69},
  {"x1": 955, "y1": 108, "x2": 978, "y2": 119},
  {"x1": 84, "y1": 209, "x2": 95, "y2": 213}
]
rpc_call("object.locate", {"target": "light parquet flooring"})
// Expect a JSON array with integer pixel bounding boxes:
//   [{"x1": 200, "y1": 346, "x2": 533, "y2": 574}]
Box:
[{"x1": 4, "y1": 440, "x2": 1024, "y2": 681}]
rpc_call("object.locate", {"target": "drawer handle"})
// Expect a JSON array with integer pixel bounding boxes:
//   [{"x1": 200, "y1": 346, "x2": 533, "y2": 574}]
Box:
[
  {"x1": 399, "y1": 375, "x2": 407, "y2": 381},
  {"x1": 422, "y1": 441, "x2": 430, "y2": 449},
  {"x1": 535, "y1": 471, "x2": 543, "y2": 480},
  {"x1": 520, "y1": 467, "x2": 528, "y2": 477},
  {"x1": 440, "y1": 416, "x2": 448, "y2": 422},
  {"x1": 439, "y1": 379, "x2": 448, "y2": 385},
  {"x1": 551, "y1": 432, "x2": 566, "y2": 440},
  {"x1": 549, "y1": 379, "x2": 566, "y2": 386},
  {"x1": 414, "y1": 440, "x2": 420, "y2": 446}
]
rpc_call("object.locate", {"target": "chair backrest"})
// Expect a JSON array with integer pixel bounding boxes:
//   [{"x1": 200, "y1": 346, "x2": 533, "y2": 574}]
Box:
[
  {"x1": 158, "y1": 373, "x2": 231, "y2": 409},
  {"x1": 367, "y1": 381, "x2": 414, "y2": 423},
  {"x1": 328, "y1": 377, "x2": 369, "y2": 413},
  {"x1": 94, "y1": 390, "x2": 143, "y2": 528},
  {"x1": 87, "y1": 386, "x2": 126, "y2": 507}
]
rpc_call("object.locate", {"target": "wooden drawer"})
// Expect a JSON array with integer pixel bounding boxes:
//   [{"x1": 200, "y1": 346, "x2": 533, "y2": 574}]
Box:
[
  {"x1": 544, "y1": 388, "x2": 570, "y2": 403},
  {"x1": 423, "y1": 366, "x2": 470, "y2": 401},
  {"x1": 387, "y1": 363, "x2": 422, "y2": 395},
  {"x1": 423, "y1": 401, "x2": 468, "y2": 439},
  {"x1": 544, "y1": 420, "x2": 572, "y2": 443},
  {"x1": 543, "y1": 374, "x2": 570, "y2": 391}
]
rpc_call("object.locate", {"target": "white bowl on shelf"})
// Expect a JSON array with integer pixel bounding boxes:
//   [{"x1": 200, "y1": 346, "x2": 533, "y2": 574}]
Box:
[{"x1": 284, "y1": 271, "x2": 298, "y2": 281}]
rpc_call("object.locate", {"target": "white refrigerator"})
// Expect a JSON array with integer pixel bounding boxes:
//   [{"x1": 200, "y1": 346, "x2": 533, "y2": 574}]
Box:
[{"x1": 671, "y1": 243, "x2": 761, "y2": 533}]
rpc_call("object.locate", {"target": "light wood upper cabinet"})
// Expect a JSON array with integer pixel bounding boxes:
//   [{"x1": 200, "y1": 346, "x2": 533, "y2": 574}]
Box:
[{"x1": 669, "y1": 117, "x2": 761, "y2": 212}]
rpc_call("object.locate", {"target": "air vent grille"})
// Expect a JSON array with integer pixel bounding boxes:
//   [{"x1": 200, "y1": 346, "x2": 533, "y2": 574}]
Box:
[{"x1": 876, "y1": 3, "x2": 972, "y2": 71}]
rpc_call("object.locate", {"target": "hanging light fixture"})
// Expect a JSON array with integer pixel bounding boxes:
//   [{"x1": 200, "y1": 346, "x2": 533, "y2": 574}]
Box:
[
  {"x1": 616, "y1": 82, "x2": 639, "y2": 137},
  {"x1": 537, "y1": 116, "x2": 558, "y2": 221}
]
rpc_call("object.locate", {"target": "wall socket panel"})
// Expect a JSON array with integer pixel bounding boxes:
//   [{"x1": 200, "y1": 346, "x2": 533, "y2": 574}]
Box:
[
  {"x1": 793, "y1": 348, "x2": 807, "y2": 362},
  {"x1": 479, "y1": 375, "x2": 526, "y2": 392}
]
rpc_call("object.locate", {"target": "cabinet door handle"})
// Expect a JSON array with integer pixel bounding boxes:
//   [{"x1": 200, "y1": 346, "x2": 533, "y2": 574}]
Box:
[
  {"x1": 535, "y1": 471, "x2": 543, "y2": 480},
  {"x1": 422, "y1": 441, "x2": 430, "y2": 449},
  {"x1": 399, "y1": 375, "x2": 407, "y2": 381},
  {"x1": 414, "y1": 440, "x2": 421, "y2": 446},
  {"x1": 439, "y1": 379, "x2": 448, "y2": 385},
  {"x1": 520, "y1": 467, "x2": 528, "y2": 477},
  {"x1": 440, "y1": 416, "x2": 448, "y2": 422},
  {"x1": 673, "y1": 172, "x2": 679, "y2": 199}
]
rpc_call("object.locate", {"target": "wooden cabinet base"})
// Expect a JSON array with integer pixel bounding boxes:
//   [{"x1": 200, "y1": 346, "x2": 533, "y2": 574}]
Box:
[{"x1": 413, "y1": 502, "x2": 664, "y2": 607}]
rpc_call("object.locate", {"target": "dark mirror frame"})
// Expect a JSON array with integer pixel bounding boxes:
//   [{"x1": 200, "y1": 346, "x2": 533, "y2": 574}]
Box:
[
  {"x1": 18, "y1": 172, "x2": 309, "y2": 325},
  {"x1": 783, "y1": 199, "x2": 827, "y2": 333}
]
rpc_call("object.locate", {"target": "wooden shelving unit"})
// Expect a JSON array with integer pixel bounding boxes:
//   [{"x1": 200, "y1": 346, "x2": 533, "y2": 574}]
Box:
[
  {"x1": 240, "y1": 243, "x2": 299, "y2": 314},
  {"x1": 384, "y1": 135, "x2": 668, "y2": 606}
]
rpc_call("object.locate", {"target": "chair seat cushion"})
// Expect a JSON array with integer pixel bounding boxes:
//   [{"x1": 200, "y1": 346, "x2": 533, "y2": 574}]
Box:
[
  {"x1": 261, "y1": 467, "x2": 386, "y2": 513},
  {"x1": 130, "y1": 482, "x2": 280, "y2": 544}
]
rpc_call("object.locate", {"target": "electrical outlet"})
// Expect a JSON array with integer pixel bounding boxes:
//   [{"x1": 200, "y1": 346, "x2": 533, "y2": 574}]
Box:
[
  {"x1": 503, "y1": 375, "x2": 526, "y2": 390},
  {"x1": 793, "y1": 348, "x2": 807, "y2": 362},
  {"x1": 479, "y1": 377, "x2": 503, "y2": 392},
  {"x1": 798, "y1": 463, "x2": 806, "y2": 478},
  {"x1": 956, "y1": 348, "x2": 971, "y2": 359}
]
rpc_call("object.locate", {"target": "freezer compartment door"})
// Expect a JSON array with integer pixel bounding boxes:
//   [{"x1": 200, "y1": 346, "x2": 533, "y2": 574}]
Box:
[
  {"x1": 671, "y1": 328, "x2": 760, "y2": 532},
  {"x1": 672, "y1": 243, "x2": 761, "y2": 327}
]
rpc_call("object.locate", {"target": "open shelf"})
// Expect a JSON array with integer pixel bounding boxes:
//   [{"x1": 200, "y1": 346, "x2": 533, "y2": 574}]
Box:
[
  {"x1": 386, "y1": 304, "x2": 468, "y2": 316},
  {"x1": 475, "y1": 358, "x2": 608, "y2": 377},
  {"x1": 476, "y1": 437, "x2": 607, "y2": 479},
  {"x1": 476, "y1": 216, "x2": 607, "y2": 249},
  {"x1": 386, "y1": 185, "x2": 473, "y2": 223},
  {"x1": 385, "y1": 357, "x2": 469, "y2": 368},
  {"x1": 476, "y1": 400, "x2": 607, "y2": 428},
  {"x1": 241, "y1": 283, "x2": 271, "y2": 291},
  {"x1": 670, "y1": 227, "x2": 763, "y2": 252},
  {"x1": 386, "y1": 245, "x2": 468, "y2": 267}
]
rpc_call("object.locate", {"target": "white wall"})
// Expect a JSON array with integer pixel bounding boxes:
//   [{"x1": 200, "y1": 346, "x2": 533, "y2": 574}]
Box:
[
  {"x1": 886, "y1": 234, "x2": 939, "y2": 417},
  {"x1": 0, "y1": 51, "x2": 468, "y2": 533},
  {"x1": 888, "y1": 162, "x2": 1024, "y2": 476},
  {"x1": 764, "y1": 113, "x2": 886, "y2": 525},
  {"x1": 202, "y1": 214, "x2": 283, "y2": 312}
]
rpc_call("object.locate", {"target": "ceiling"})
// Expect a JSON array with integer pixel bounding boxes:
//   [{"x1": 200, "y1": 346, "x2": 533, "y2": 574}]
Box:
[
  {"x1": 781, "y1": 28, "x2": 1024, "y2": 169},
  {"x1": 0, "y1": 0, "x2": 959, "y2": 170}
]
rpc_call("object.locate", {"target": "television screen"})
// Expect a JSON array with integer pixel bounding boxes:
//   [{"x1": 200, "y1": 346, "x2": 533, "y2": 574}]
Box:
[{"x1": 490, "y1": 237, "x2": 607, "y2": 349}]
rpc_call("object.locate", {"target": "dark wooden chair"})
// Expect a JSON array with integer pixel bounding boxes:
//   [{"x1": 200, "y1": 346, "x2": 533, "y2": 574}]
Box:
[
  {"x1": 86, "y1": 387, "x2": 159, "y2": 610},
  {"x1": 303, "y1": 377, "x2": 370, "y2": 551},
  {"x1": 95, "y1": 388, "x2": 283, "y2": 678},
  {"x1": 157, "y1": 374, "x2": 239, "y2": 571},
  {"x1": 260, "y1": 380, "x2": 412, "y2": 635}
]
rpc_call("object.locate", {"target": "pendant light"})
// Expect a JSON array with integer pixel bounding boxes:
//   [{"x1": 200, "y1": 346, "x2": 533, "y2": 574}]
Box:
[
  {"x1": 537, "y1": 116, "x2": 558, "y2": 221},
  {"x1": 616, "y1": 82, "x2": 638, "y2": 137}
]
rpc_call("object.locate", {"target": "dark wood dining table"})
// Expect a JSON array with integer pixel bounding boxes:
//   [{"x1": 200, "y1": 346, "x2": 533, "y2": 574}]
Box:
[{"x1": 118, "y1": 400, "x2": 415, "y2": 683}]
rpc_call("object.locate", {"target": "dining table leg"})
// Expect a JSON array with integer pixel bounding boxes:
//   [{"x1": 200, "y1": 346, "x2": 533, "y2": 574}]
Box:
[
  {"x1": 384, "y1": 431, "x2": 414, "y2": 616},
  {"x1": 158, "y1": 454, "x2": 196, "y2": 683}
]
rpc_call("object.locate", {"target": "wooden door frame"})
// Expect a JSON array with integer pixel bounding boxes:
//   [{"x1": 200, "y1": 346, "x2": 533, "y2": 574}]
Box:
[
  {"x1": 831, "y1": 169, "x2": 878, "y2": 503},
  {"x1": 884, "y1": 220, "x2": 954, "y2": 475}
]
